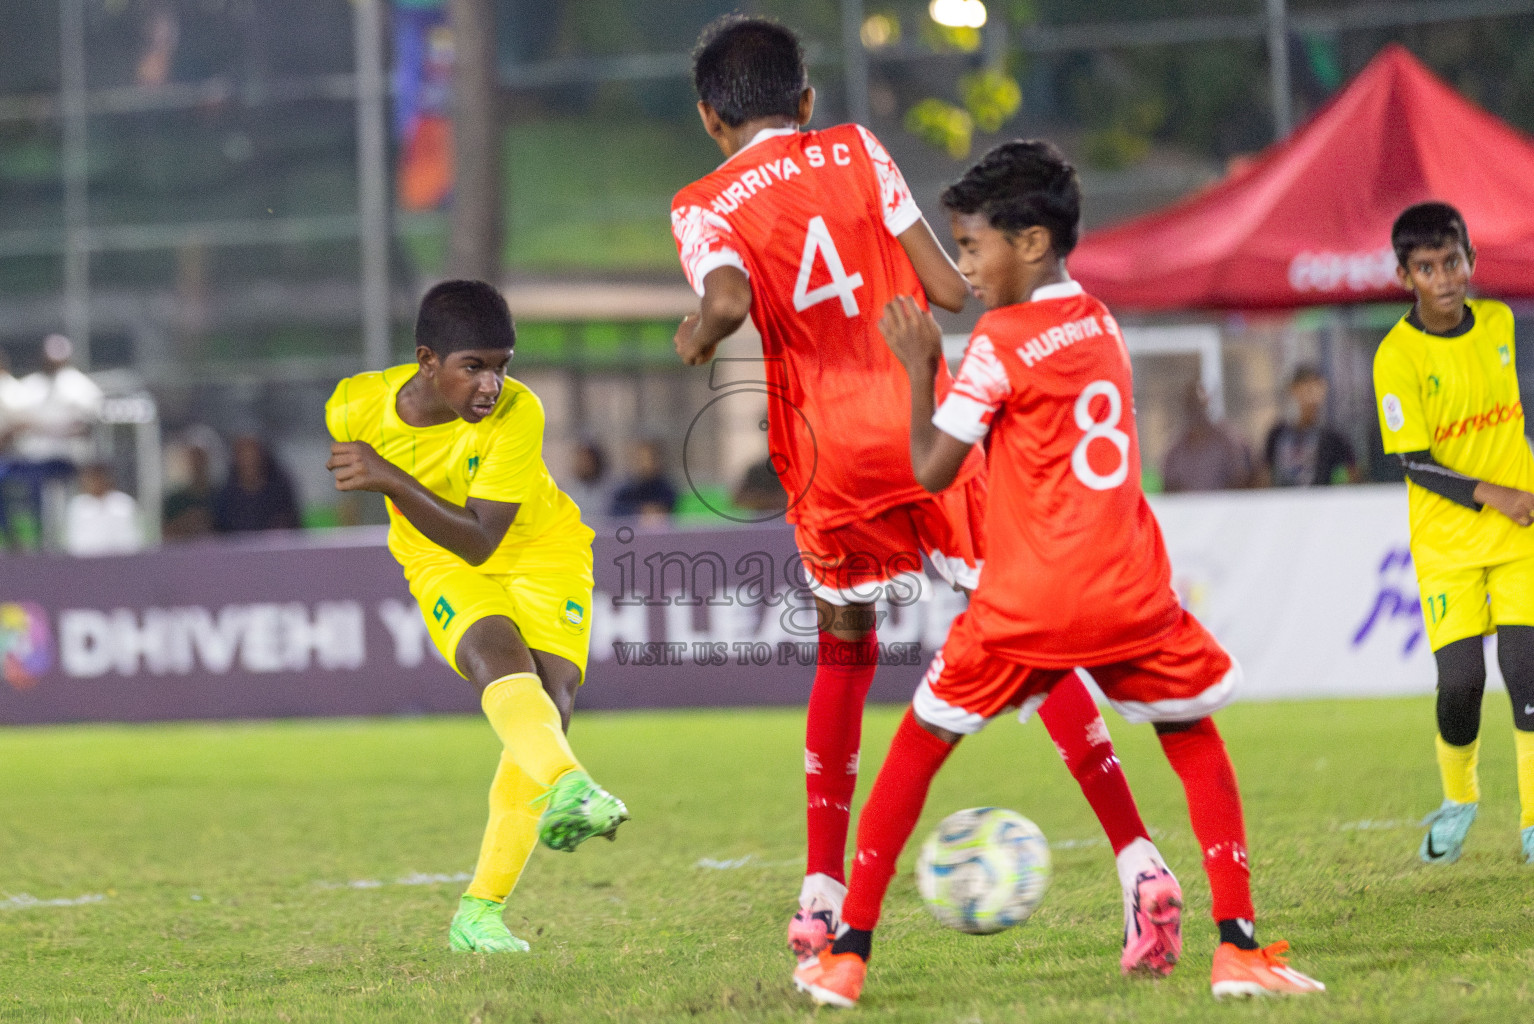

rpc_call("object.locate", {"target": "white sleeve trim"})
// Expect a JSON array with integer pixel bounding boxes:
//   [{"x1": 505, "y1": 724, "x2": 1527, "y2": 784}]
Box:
[
  {"x1": 885, "y1": 201, "x2": 922, "y2": 238},
  {"x1": 932, "y1": 393, "x2": 992, "y2": 444},
  {"x1": 687, "y1": 250, "x2": 748, "y2": 297}
]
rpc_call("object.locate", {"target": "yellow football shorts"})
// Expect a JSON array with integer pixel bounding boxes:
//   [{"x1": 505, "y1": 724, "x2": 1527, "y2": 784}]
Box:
[
  {"x1": 405, "y1": 552, "x2": 594, "y2": 682},
  {"x1": 1417, "y1": 554, "x2": 1534, "y2": 651}
]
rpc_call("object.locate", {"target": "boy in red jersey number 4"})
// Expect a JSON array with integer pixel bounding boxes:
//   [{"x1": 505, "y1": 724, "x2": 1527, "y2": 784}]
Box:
[
  {"x1": 671, "y1": 17, "x2": 1174, "y2": 975},
  {"x1": 794, "y1": 142, "x2": 1325, "y2": 1008}
]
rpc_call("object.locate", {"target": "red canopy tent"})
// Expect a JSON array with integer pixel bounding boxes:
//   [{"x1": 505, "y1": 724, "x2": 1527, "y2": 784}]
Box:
[{"x1": 1070, "y1": 44, "x2": 1534, "y2": 311}]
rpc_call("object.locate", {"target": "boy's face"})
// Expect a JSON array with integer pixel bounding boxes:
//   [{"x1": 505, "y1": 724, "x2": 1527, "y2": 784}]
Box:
[
  {"x1": 949, "y1": 212, "x2": 1049, "y2": 309},
  {"x1": 1396, "y1": 241, "x2": 1473, "y2": 322},
  {"x1": 419, "y1": 346, "x2": 510, "y2": 423}
]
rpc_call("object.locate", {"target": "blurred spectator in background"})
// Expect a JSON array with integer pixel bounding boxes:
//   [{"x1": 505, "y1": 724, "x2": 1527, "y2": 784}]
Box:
[
  {"x1": 0, "y1": 350, "x2": 24, "y2": 548},
  {"x1": 13, "y1": 334, "x2": 103, "y2": 466},
  {"x1": 161, "y1": 434, "x2": 218, "y2": 540},
  {"x1": 563, "y1": 438, "x2": 612, "y2": 520},
  {"x1": 1262, "y1": 364, "x2": 1359, "y2": 487},
  {"x1": 213, "y1": 435, "x2": 301, "y2": 532},
  {"x1": 610, "y1": 439, "x2": 679, "y2": 524},
  {"x1": 1162, "y1": 380, "x2": 1255, "y2": 493},
  {"x1": 65, "y1": 462, "x2": 142, "y2": 557},
  {"x1": 0, "y1": 335, "x2": 103, "y2": 549},
  {"x1": 733, "y1": 455, "x2": 789, "y2": 515}
]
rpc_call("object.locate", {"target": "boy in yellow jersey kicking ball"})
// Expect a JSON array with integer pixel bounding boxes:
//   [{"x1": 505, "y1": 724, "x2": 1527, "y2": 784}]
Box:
[
  {"x1": 325, "y1": 280, "x2": 628, "y2": 951},
  {"x1": 1374, "y1": 203, "x2": 1534, "y2": 865}
]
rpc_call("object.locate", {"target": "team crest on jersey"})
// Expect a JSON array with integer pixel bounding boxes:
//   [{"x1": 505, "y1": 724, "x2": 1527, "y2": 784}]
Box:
[
  {"x1": 561, "y1": 598, "x2": 586, "y2": 634},
  {"x1": 467, "y1": 455, "x2": 480, "y2": 478},
  {"x1": 1499, "y1": 344, "x2": 1512, "y2": 367},
  {"x1": 1427, "y1": 374, "x2": 1441, "y2": 397},
  {"x1": 1382, "y1": 393, "x2": 1405, "y2": 432}
]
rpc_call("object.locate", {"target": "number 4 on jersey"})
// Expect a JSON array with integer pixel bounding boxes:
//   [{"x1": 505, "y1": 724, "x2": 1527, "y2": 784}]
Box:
[{"x1": 793, "y1": 216, "x2": 865, "y2": 317}]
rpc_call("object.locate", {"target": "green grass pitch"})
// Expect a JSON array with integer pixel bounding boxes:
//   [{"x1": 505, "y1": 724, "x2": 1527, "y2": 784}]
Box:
[{"x1": 2, "y1": 697, "x2": 1531, "y2": 1022}]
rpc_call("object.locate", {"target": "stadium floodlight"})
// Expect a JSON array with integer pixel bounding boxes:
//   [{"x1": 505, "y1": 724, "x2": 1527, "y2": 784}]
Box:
[{"x1": 929, "y1": 0, "x2": 987, "y2": 30}]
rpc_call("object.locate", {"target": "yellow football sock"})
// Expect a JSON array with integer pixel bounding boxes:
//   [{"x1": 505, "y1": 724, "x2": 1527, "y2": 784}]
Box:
[
  {"x1": 1515, "y1": 730, "x2": 1534, "y2": 830},
  {"x1": 481, "y1": 672, "x2": 582, "y2": 789},
  {"x1": 1435, "y1": 733, "x2": 1480, "y2": 805},
  {"x1": 465, "y1": 751, "x2": 542, "y2": 903}
]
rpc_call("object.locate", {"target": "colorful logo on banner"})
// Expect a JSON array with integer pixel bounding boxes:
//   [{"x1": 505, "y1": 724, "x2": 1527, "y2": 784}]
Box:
[
  {"x1": 0, "y1": 602, "x2": 55, "y2": 690},
  {"x1": 394, "y1": 0, "x2": 454, "y2": 210}
]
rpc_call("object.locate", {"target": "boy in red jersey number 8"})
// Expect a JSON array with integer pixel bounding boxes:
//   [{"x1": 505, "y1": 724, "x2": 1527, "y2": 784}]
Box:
[
  {"x1": 672, "y1": 17, "x2": 1174, "y2": 977},
  {"x1": 794, "y1": 141, "x2": 1325, "y2": 1008}
]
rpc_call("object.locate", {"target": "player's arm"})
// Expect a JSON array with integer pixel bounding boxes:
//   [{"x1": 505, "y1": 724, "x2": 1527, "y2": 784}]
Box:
[
  {"x1": 1395, "y1": 450, "x2": 1534, "y2": 526},
  {"x1": 897, "y1": 220, "x2": 968, "y2": 313},
  {"x1": 675, "y1": 265, "x2": 752, "y2": 367},
  {"x1": 326, "y1": 441, "x2": 519, "y2": 565},
  {"x1": 878, "y1": 295, "x2": 973, "y2": 492}
]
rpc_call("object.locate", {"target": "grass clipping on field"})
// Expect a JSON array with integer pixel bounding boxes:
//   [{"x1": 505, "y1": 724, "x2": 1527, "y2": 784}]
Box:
[{"x1": 1, "y1": 698, "x2": 1531, "y2": 1023}]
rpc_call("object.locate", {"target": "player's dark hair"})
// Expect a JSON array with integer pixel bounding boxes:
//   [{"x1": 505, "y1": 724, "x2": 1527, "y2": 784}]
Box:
[
  {"x1": 415, "y1": 279, "x2": 516, "y2": 356},
  {"x1": 692, "y1": 15, "x2": 807, "y2": 128},
  {"x1": 940, "y1": 140, "x2": 1082, "y2": 257},
  {"x1": 1392, "y1": 202, "x2": 1473, "y2": 268}
]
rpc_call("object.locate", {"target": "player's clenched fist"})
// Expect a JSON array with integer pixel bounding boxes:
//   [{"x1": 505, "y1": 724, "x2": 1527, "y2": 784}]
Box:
[
  {"x1": 1479, "y1": 483, "x2": 1534, "y2": 527},
  {"x1": 327, "y1": 440, "x2": 399, "y2": 494},
  {"x1": 878, "y1": 295, "x2": 942, "y2": 370}
]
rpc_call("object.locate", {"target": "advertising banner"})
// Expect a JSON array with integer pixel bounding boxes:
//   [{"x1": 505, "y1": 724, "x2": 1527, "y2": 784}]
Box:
[{"x1": 0, "y1": 486, "x2": 1482, "y2": 725}]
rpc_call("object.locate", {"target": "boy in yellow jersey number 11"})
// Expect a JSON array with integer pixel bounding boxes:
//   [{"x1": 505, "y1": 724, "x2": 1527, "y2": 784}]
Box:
[
  {"x1": 324, "y1": 280, "x2": 628, "y2": 952},
  {"x1": 1373, "y1": 203, "x2": 1534, "y2": 866}
]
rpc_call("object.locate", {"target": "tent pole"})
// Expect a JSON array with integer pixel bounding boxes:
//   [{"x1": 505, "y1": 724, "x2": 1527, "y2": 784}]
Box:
[{"x1": 1266, "y1": 0, "x2": 1293, "y2": 139}]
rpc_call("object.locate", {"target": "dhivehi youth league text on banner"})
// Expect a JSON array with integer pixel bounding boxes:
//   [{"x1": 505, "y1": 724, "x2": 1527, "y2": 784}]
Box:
[{"x1": 0, "y1": 487, "x2": 1470, "y2": 724}]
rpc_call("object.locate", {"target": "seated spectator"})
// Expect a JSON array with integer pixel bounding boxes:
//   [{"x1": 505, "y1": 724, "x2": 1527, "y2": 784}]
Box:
[
  {"x1": 1262, "y1": 365, "x2": 1359, "y2": 487},
  {"x1": 1162, "y1": 380, "x2": 1255, "y2": 493},
  {"x1": 213, "y1": 435, "x2": 301, "y2": 532},
  {"x1": 65, "y1": 462, "x2": 142, "y2": 557},
  {"x1": 162, "y1": 436, "x2": 218, "y2": 540},
  {"x1": 733, "y1": 455, "x2": 789, "y2": 515},
  {"x1": 610, "y1": 439, "x2": 679, "y2": 523},
  {"x1": 563, "y1": 438, "x2": 612, "y2": 521}
]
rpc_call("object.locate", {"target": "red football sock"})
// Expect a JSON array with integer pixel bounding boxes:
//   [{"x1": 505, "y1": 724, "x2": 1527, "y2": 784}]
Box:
[
  {"x1": 841, "y1": 708, "x2": 955, "y2": 931},
  {"x1": 1037, "y1": 674, "x2": 1148, "y2": 855},
  {"x1": 1157, "y1": 717, "x2": 1255, "y2": 922},
  {"x1": 804, "y1": 630, "x2": 878, "y2": 883}
]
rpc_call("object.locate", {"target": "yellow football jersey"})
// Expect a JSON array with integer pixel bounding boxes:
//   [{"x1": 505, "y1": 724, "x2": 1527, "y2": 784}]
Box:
[
  {"x1": 1374, "y1": 298, "x2": 1534, "y2": 573},
  {"x1": 325, "y1": 364, "x2": 593, "y2": 574}
]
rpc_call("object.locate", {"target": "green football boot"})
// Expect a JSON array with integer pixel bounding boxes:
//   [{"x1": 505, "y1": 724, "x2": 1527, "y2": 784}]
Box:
[
  {"x1": 1521, "y1": 825, "x2": 1534, "y2": 865},
  {"x1": 537, "y1": 770, "x2": 629, "y2": 852},
  {"x1": 448, "y1": 895, "x2": 530, "y2": 953},
  {"x1": 1418, "y1": 799, "x2": 1478, "y2": 864}
]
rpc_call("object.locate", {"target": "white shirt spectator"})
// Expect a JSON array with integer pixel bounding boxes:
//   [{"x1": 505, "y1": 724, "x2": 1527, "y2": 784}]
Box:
[
  {"x1": 66, "y1": 489, "x2": 142, "y2": 556},
  {"x1": 13, "y1": 365, "x2": 104, "y2": 463}
]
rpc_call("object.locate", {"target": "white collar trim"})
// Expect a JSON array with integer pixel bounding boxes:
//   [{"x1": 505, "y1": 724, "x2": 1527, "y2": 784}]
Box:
[
  {"x1": 723, "y1": 126, "x2": 799, "y2": 166},
  {"x1": 1029, "y1": 280, "x2": 1083, "y2": 302}
]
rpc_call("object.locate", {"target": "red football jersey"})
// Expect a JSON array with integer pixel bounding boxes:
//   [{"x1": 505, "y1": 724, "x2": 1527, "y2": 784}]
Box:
[
  {"x1": 932, "y1": 281, "x2": 1181, "y2": 667},
  {"x1": 671, "y1": 124, "x2": 982, "y2": 531}
]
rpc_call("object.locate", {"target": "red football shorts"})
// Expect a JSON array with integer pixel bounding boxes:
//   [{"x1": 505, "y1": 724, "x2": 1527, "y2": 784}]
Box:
[
  {"x1": 913, "y1": 606, "x2": 1239, "y2": 734},
  {"x1": 794, "y1": 474, "x2": 987, "y2": 606}
]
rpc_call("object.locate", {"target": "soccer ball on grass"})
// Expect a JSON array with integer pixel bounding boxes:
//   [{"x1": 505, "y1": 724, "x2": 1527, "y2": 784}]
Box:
[{"x1": 916, "y1": 807, "x2": 1051, "y2": 934}]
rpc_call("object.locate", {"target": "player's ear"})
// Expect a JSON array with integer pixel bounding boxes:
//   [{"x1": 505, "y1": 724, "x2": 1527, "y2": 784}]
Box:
[
  {"x1": 697, "y1": 101, "x2": 725, "y2": 141},
  {"x1": 1464, "y1": 245, "x2": 1476, "y2": 275},
  {"x1": 1015, "y1": 226, "x2": 1053, "y2": 264},
  {"x1": 416, "y1": 344, "x2": 439, "y2": 376},
  {"x1": 797, "y1": 87, "x2": 815, "y2": 126},
  {"x1": 1395, "y1": 262, "x2": 1413, "y2": 292}
]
